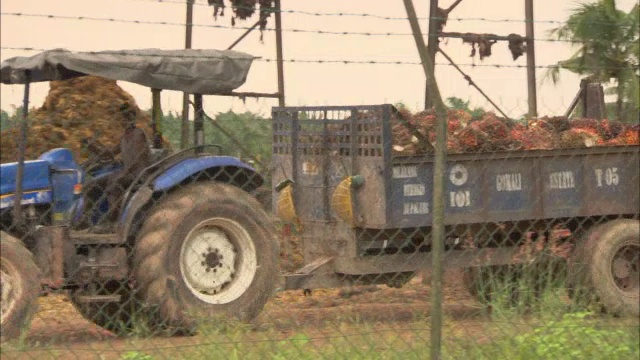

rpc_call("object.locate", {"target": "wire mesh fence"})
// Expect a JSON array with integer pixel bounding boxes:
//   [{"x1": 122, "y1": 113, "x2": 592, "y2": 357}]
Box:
[
  {"x1": 1, "y1": 1, "x2": 640, "y2": 359},
  {"x1": 1, "y1": 95, "x2": 638, "y2": 359}
]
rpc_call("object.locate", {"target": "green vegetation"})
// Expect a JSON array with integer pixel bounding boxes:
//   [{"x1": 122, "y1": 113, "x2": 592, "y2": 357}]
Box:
[
  {"x1": 445, "y1": 97, "x2": 486, "y2": 120},
  {"x1": 547, "y1": 0, "x2": 640, "y2": 122},
  {"x1": 0, "y1": 108, "x2": 23, "y2": 131},
  {"x1": 3, "y1": 283, "x2": 637, "y2": 360},
  {"x1": 120, "y1": 351, "x2": 154, "y2": 360},
  {"x1": 451, "y1": 312, "x2": 639, "y2": 360},
  {"x1": 157, "y1": 110, "x2": 272, "y2": 172}
]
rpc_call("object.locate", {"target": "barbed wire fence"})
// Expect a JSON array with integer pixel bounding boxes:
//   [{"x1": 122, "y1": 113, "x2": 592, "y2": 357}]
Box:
[{"x1": 0, "y1": 2, "x2": 639, "y2": 359}]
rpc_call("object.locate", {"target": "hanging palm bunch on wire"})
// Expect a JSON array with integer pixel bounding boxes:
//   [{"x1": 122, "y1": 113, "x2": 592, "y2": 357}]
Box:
[{"x1": 208, "y1": 0, "x2": 275, "y2": 32}]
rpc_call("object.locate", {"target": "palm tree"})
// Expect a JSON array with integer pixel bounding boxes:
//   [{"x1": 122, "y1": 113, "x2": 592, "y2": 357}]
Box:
[{"x1": 546, "y1": 0, "x2": 639, "y2": 121}]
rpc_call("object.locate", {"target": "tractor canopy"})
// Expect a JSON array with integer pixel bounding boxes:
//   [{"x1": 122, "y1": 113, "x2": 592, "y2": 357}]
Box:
[{"x1": 1, "y1": 48, "x2": 256, "y2": 94}]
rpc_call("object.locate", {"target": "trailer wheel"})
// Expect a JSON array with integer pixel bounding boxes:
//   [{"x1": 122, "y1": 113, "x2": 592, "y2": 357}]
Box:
[
  {"x1": 1, "y1": 233, "x2": 40, "y2": 342},
  {"x1": 134, "y1": 182, "x2": 279, "y2": 334},
  {"x1": 567, "y1": 219, "x2": 639, "y2": 316}
]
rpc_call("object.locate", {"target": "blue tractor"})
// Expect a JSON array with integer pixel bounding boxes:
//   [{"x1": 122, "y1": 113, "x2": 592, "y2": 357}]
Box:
[{"x1": 0, "y1": 49, "x2": 279, "y2": 340}]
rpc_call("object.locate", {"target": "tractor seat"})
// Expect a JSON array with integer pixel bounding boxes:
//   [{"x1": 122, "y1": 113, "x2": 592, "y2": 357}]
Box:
[{"x1": 150, "y1": 147, "x2": 171, "y2": 163}]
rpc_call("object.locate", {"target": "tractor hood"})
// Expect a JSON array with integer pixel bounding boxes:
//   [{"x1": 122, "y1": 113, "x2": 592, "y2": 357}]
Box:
[{"x1": 1, "y1": 48, "x2": 256, "y2": 94}]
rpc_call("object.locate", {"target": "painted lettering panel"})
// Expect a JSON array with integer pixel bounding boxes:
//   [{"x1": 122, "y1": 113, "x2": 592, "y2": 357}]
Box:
[
  {"x1": 485, "y1": 162, "x2": 533, "y2": 212},
  {"x1": 542, "y1": 159, "x2": 582, "y2": 217}
]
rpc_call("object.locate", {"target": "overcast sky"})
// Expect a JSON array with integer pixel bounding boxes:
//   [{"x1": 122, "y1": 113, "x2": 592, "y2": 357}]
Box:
[{"x1": 1, "y1": 0, "x2": 637, "y2": 118}]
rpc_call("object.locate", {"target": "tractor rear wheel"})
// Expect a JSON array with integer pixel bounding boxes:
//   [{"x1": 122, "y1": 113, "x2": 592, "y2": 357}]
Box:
[{"x1": 133, "y1": 182, "x2": 279, "y2": 335}]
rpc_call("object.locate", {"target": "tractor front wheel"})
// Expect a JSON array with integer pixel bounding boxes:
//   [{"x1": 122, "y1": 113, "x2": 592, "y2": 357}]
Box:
[{"x1": 1, "y1": 232, "x2": 40, "y2": 342}]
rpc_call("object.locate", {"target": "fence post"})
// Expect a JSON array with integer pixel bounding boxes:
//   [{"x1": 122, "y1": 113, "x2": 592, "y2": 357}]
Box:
[{"x1": 402, "y1": 1, "x2": 449, "y2": 359}]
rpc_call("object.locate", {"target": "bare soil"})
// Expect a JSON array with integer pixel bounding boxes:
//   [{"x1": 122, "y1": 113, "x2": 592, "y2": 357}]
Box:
[{"x1": 2, "y1": 270, "x2": 484, "y2": 359}]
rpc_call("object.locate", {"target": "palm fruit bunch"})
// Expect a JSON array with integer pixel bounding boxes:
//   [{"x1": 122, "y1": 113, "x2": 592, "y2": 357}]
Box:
[
  {"x1": 340, "y1": 108, "x2": 640, "y2": 156},
  {"x1": 386, "y1": 108, "x2": 638, "y2": 155},
  {"x1": 0, "y1": 76, "x2": 163, "y2": 163},
  {"x1": 209, "y1": 0, "x2": 274, "y2": 30}
]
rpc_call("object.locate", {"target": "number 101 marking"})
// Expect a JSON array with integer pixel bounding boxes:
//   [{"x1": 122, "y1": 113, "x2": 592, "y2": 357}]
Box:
[
  {"x1": 450, "y1": 190, "x2": 471, "y2": 208},
  {"x1": 595, "y1": 167, "x2": 619, "y2": 187}
]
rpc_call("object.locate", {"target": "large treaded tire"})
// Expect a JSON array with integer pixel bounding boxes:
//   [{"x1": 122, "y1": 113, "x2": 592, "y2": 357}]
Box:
[
  {"x1": 567, "y1": 219, "x2": 639, "y2": 316},
  {"x1": 133, "y1": 182, "x2": 279, "y2": 334},
  {"x1": 1, "y1": 232, "x2": 40, "y2": 342}
]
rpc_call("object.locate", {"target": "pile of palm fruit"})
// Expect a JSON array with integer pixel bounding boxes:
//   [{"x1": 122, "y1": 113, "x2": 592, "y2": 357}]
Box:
[
  {"x1": 0, "y1": 76, "x2": 158, "y2": 163},
  {"x1": 390, "y1": 108, "x2": 639, "y2": 155}
]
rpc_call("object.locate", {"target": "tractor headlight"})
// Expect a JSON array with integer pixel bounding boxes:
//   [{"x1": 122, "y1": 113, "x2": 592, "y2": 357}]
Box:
[
  {"x1": 330, "y1": 175, "x2": 364, "y2": 226},
  {"x1": 275, "y1": 179, "x2": 298, "y2": 223}
]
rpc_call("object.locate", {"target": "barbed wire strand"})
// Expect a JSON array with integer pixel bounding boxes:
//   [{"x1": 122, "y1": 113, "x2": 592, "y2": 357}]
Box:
[
  {"x1": 2, "y1": 46, "x2": 638, "y2": 71},
  {"x1": 1, "y1": 12, "x2": 638, "y2": 45},
  {"x1": 116, "y1": 0, "x2": 639, "y2": 27}
]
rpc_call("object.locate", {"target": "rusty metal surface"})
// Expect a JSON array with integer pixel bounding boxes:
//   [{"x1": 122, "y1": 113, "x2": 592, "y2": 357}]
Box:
[
  {"x1": 283, "y1": 272, "x2": 349, "y2": 290},
  {"x1": 273, "y1": 104, "x2": 639, "y2": 292},
  {"x1": 272, "y1": 105, "x2": 391, "y2": 228},
  {"x1": 389, "y1": 147, "x2": 639, "y2": 227},
  {"x1": 32, "y1": 226, "x2": 66, "y2": 288},
  {"x1": 334, "y1": 246, "x2": 558, "y2": 275},
  {"x1": 273, "y1": 105, "x2": 639, "y2": 231}
]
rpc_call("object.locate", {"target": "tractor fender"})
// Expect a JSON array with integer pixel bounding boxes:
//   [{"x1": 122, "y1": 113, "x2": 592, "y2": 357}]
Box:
[
  {"x1": 152, "y1": 156, "x2": 263, "y2": 192},
  {"x1": 118, "y1": 156, "x2": 264, "y2": 242}
]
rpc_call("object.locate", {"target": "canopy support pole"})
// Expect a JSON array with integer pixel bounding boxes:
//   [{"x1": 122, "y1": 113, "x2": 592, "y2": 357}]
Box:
[
  {"x1": 13, "y1": 71, "x2": 30, "y2": 226},
  {"x1": 193, "y1": 94, "x2": 204, "y2": 153},
  {"x1": 151, "y1": 88, "x2": 163, "y2": 148}
]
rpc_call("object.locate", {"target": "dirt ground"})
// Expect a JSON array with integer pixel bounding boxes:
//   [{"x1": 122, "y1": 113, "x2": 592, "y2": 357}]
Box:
[{"x1": 3, "y1": 270, "x2": 483, "y2": 359}]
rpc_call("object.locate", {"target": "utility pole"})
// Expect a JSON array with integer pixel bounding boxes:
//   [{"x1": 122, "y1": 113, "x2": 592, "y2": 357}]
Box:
[
  {"x1": 525, "y1": 0, "x2": 537, "y2": 118},
  {"x1": 181, "y1": 0, "x2": 194, "y2": 149},
  {"x1": 275, "y1": 0, "x2": 285, "y2": 107},
  {"x1": 424, "y1": 0, "x2": 439, "y2": 110}
]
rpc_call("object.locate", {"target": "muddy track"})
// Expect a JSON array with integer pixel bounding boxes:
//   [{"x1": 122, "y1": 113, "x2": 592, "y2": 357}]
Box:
[{"x1": 23, "y1": 271, "x2": 476, "y2": 346}]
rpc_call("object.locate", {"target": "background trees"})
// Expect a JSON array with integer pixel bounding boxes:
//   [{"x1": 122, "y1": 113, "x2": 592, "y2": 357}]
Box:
[{"x1": 547, "y1": 0, "x2": 639, "y2": 122}]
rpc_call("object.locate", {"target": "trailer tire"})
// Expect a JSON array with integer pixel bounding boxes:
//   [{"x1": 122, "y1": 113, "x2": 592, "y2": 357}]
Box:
[
  {"x1": 1, "y1": 232, "x2": 40, "y2": 342},
  {"x1": 567, "y1": 219, "x2": 639, "y2": 316},
  {"x1": 134, "y1": 182, "x2": 279, "y2": 335}
]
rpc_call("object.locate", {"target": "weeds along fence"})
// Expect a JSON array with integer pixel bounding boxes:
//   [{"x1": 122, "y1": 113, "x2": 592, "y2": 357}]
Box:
[{"x1": 1, "y1": 2, "x2": 639, "y2": 359}]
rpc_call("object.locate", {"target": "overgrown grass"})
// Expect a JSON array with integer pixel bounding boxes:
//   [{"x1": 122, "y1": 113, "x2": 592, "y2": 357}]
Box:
[
  {"x1": 110, "y1": 304, "x2": 638, "y2": 360},
  {"x1": 449, "y1": 259, "x2": 640, "y2": 360},
  {"x1": 3, "y1": 262, "x2": 637, "y2": 360},
  {"x1": 448, "y1": 312, "x2": 639, "y2": 360}
]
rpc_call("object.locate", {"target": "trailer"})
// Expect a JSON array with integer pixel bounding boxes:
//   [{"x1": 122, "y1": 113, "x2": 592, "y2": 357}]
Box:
[{"x1": 271, "y1": 104, "x2": 639, "y2": 316}]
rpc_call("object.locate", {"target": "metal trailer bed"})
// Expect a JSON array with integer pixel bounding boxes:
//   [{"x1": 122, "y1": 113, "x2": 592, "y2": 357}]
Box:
[{"x1": 271, "y1": 104, "x2": 639, "y2": 290}]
